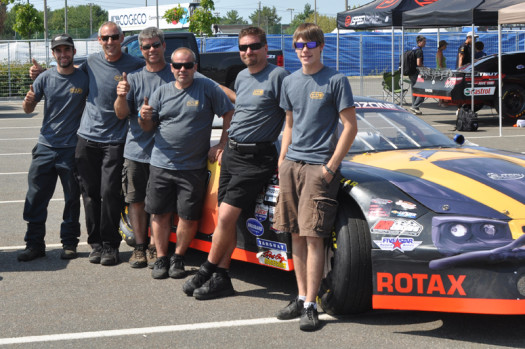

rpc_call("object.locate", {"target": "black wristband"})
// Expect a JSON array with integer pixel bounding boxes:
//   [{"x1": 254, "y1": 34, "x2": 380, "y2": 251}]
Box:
[{"x1": 323, "y1": 164, "x2": 335, "y2": 176}]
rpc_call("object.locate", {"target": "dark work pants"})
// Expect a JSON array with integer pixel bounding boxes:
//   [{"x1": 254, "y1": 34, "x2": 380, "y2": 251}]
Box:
[
  {"x1": 23, "y1": 143, "x2": 81, "y2": 250},
  {"x1": 75, "y1": 136, "x2": 124, "y2": 248}
]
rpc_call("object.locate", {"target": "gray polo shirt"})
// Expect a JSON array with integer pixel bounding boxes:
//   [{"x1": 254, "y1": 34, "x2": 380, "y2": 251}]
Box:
[
  {"x1": 280, "y1": 66, "x2": 355, "y2": 164},
  {"x1": 149, "y1": 78, "x2": 234, "y2": 170},
  {"x1": 77, "y1": 51, "x2": 144, "y2": 143},
  {"x1": 228, "y1": 64, "x2": 288, "y2": 143},
  {"x1": 32, "y1": 68, "x2": 88, "y2": 148}
]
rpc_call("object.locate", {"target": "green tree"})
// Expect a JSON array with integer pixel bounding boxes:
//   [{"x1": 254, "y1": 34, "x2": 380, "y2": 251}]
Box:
[
  {"x1": 12, "y1": 3, "x2": 44, "y2": 60},
  {"x1": 49, "y1": 4, "x2": 107, "y2": 38},
  {"x1": 220, "y1": 10, "x2": 247, "y2": 25},
  {"x1": 286, "y1": 4, "x2": 314, "y2": 34},
  {"x1": 306, "y1": 13, "x2": 337, "y2": 33},
  {"x1": 249, "y1": 6, "x2": 281, "y2": 34}
]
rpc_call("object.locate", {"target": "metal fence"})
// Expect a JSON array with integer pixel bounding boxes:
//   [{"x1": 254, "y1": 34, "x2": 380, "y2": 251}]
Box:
[{"x1": 1, "y1": 31, "x2": 524, "y2": 99}]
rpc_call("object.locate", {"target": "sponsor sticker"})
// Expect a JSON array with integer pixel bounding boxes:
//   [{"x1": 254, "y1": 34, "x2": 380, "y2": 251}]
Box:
[
  {"x1": 368, "y1": 198, "x2": 392, "y2": 218},
  {"x1": 487, "y1": 172, "x2": 524, "y2": 180},
  {"x1": 395, "y1": 200, "x2": 417, "y2": 210},
  {"x1": 464, "y1": 87, "x2": 496, "y2": 96},
  {"x1": 264, "y1": 185, "x2": 279, "y2": 204},
  {"x1": 374, "y1": 237, "x2": 422, "y2": 252},
  {"x1": 391, "y1": 210, "x2": 417, "y2": 219},
  {"x1": 255, "y1": 203, "x2": 268, "y2": 222},
  {"x1": 256, "y1": 238, "x2": 287, "y2": 252},
  {"x1": 257, "y1": 249, "x2": 289, "y2": 270},
  {"x1": 268, "y1": 206, "x2": 275, "y2": 223},
  {"x1": 246, "y1": 218, "x2": 264, "y2": 236},
  {"x1": 371, "y1": 218, "x2": 423, "y2": 236},
  {"x1": 376, "y1": 272, "x2": 466, "y2": 296}
]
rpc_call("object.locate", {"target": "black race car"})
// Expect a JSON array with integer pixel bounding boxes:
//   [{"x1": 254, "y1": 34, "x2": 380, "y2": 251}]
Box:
[{"x1": 412, "y1": 51, "x2": 525, "y2": 119}]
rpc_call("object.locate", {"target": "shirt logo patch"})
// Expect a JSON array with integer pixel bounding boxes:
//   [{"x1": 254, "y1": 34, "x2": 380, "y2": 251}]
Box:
[
  {"x1": 252, "y1": 89, "x2": 264, "y2": 96},
  {"x1": 186, "y1": 100, "x2": 199, "y2": 107},
  {"x1": 310, "y1": 92, "x2": 324, "y2": 99},
  {"x1": 69, "y1": 87, "x2": 83, "y2": 94},
  {"x1": 115, "y1": 75, "x2": 123, "y2": 82}
]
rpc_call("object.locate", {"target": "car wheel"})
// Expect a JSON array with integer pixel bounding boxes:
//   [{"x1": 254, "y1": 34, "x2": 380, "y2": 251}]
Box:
[
  {"x1": 119, "y1": 205, "x2": 136, "y2": 247},
  {"x1": 318, "y1": 198, "x2": 372, "y2": 315},
  {"x1": 497, "y1": 84, "x2": 525, "y2": 119}
]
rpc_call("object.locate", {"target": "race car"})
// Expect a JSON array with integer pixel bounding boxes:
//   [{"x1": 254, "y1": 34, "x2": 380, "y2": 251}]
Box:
[
  {"x1": 120, "y1": 96, "x2": 525, "y2": 316},
  {"x1": 412, "y1": 51, "x2": 525, "y2": 119}
]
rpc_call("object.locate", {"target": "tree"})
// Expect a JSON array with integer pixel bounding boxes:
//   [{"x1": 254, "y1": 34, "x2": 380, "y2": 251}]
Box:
[
  {"x1": 249, "y1": 6, "x2": 281, "y2": 34},
  {"x1": 164, "y1": 0, "x2": 218, "y2": 36},
  {"x1": 48, "y1": 4, "x2": 107, "y2": 37},
  {"x1": 306, "y1": 13, "x2": 337, "y2": 34},
  {"x1": 12, "y1": 3, "x2": 44, "y2": 60},
  {"x1": 220, "y1": 10, "x2": 247, "y2": 25},
  {"x1": 286, "y1": 3, "x2": 314, "y2": 34}
]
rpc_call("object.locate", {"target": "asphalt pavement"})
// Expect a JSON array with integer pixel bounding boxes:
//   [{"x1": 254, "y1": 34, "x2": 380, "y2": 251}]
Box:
[{"x1": 1, "y1": 100, "x2": 525, "y2": 348}]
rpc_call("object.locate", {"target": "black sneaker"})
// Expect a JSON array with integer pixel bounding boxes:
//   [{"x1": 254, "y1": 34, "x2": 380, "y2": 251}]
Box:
[
  {"x1": 193, "y1": 272, "x2": 235, "y2": 300},
  {"x1": 100, "y1": 246, "x2": 119, "y2": 266},
  {"x1": 182, "y1": 265, "x2": 212, "y2": 296},
  {"x1": 146, "y1": 244, "x2": 157, "y2": 269},
  {"x1": 60, "y1": 245, "x2": 77, "y2": 260},
  {"x1": 89, "y1": 244, "x2": 103, "y2": 264},
  {"x1": 129, "y1": 244, "x2": 147, "y2": 268},
  {"x1": 151, "y1": 256, "x2": 169, "y2": 279},
  {"x1": 169, "y1": 255, "x2": 187, "y2": 279},
  {"x1": 17, "y1": 248, "x2": 45, "y2": 262},
  {"x1": 276, "y1": 298, "x2": 304, "y2": 320},
  {"x1": 299, "y1": 305, "x2": 320, "y2": 331}
]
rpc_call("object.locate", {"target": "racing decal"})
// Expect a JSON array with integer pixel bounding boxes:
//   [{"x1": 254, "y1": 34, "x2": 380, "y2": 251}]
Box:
[
  {"x1": 340, "y1": 178, "x2": 358, "y2": 188},
  {"x1": 376, "y1": 0, "x2": 401, "y2": 9},
  {"x1": 444, "y1": 77, "x2": 463, "y2": 88},
  {"x1": 345, "y1": 15, "x2": 383, "y2": 27},
  {"x1": 354, "y1": 101, "x2": 401, "y2": 111},
  {"x1": 268, "y1": 206, "x2": 275, "y2": 223},
  {"x1": 477, "y1": 81, "x2": 495, "y2": 86},
  {"x1": 376, "y1": 272, "x2": 466, "y2": 296},
  {"x1": 415, "y1": 0, "x2": 439, "y2": 6},
  {"x1": 487, "y1": 173, "x2": 524, "y2": 180},
  {"x1": 464, "y1": 87, "x2": 496, "y2": 96},
  {"x1": 373, "y1": 237, "x2": 422, "y2": 252},
  {"x1": 368, "y1": 198, "x2": 392, "y2": 218},
  {"x1": 264, "y1": 185, "x2": 279, "y2": 204},
  {"x1": 257, "y1": 249, "x2": 289, "y2": 270},
  {"x1": 256, "y1": 238, "x2": 287, "y2": 252},
  {"x1": 395, "y1": 200, "x2": 417, "y2": 210},
  {"x1": 371, "y1": 218, "x2": 423, "y2": 236},
  {"x1": 391, "y1": 210, "x2": 417, "y2": 218},
  {"x1": 246, "y1": 218, "x2": 264, "y2": 236},
  {"x1": 254, "y1": 203, "x2": 268, "y2": 222}
]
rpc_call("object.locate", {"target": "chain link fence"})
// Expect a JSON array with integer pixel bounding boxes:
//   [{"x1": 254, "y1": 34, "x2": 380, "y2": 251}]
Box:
[{"x1": 1, "y1": 31, "x2": 523, "y2": 99}]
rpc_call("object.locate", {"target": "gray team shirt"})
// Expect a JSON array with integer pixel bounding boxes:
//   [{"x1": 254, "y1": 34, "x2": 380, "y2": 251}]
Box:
[
  {"x1": 77, "y1": 51, "x2": 144, "y2": 143},
  {"x1": 228, "y1": 64, "x2": 288, "y2": 143},
  {"x1": 32, "y1": 68, "x2": 88, "y2": 148},
  {"x1": 280, "y1": 66, "x2": 355, "y2": 164},
  {"x1": 124, "y1": 64, "x2": 174, "y2": 163},
  {"x1": 149, "y1": 78, "x2": 234, "y2": 170}
]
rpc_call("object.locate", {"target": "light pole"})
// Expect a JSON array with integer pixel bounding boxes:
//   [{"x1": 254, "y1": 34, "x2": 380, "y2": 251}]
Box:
[{"x1": 286, "y1": 8, "x2": 293, "y2": 23}]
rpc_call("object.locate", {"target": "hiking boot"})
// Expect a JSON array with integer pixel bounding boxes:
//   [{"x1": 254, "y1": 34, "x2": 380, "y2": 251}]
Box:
[
  {"x1": 129, "y1": 244, "x2": 147, "y2": 268},
  {"x1": 60, "y1": 245, "x2": 77, "y2": 260},
  {"x1": 146, "y1": 244, "x2": 157, "y2": 269},
  {"x1": 100, "y1": 246, "x2": 119, "y2": 266},
  {"x1": 276, "y1": 298, "x2": 304, "y2": 320},
  {"x1": 168, "y1": 255, "x2": 186, "y2": 279},
  {"x1": 193, "y1": 272, "x2": 235, "y2": 300},
  {"x1": 151, "y1": 256, "x2": 169, "y2": 279},
  {"x1": 299, "y1": 305, "x2": 320, "y2": 331},
  {"x1": 89, "y1": 244, "x2": 103, "y2": 264},
  {"x1": 17, "y1": 248, "x2": 45, "y2": 262},
  {"x1": 182, "y1": 265, "x2": 212, "y2": 296},
  {"x1": 409, "y1": 107, "x2": 422, "y2": 115}
]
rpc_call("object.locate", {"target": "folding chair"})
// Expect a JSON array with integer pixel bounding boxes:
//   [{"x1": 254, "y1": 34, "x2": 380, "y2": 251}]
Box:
[{"x1": 382, "y1": 70, "x2": 409, "y2": 104}]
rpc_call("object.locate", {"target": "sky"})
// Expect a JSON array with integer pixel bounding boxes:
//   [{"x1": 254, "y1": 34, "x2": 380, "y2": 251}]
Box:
[{"x1": 22, "y1": 0, "x2": 364, "y2": 23}]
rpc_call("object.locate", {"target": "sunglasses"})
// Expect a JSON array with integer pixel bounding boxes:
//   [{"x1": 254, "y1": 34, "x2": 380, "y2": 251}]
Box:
[
  {"x1": 100, "y1": 34, "x2": 121, "y2": 42},
  {"x1": 238, "y1": 42, "x2": 263, "y2": 52},
  {"x1": 294, "y1": 41, "x2": 321, "y2": 50},
  {"x1": 171, "y1": 62, "x2": 195, "y2": 70},
  {"x1": 141, "y1": 41, "x2": 162, "y2": 50}
]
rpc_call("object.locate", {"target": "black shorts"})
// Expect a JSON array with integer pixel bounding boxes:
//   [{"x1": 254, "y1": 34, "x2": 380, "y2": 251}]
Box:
[
  {"x1": 122, "y1": 159, "x2": 150, "y2": 203},
  {"x1": 218, "y1": 141, "x2": 278, "y2": 208},
  {"x1": 145, "y1": 165, "x2": 208, "y2": 220}
]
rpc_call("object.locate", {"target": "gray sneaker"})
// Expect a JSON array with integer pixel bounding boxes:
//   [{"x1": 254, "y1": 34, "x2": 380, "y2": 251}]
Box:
[
  {"x1": 168, "y1": 255, "x2": 187, "y2": 279},
  {"x1": 151, "y1": 256, "x2": 169, "y2": 279},
  {"x1": 89, "y1": 244, "x2": 103, "y2": 264},
  {"x1": 100, "y1": 246, "x2": 119, "y2": 266},
  {"x1": 409, "y1": 107, "x2": 422, "y2": 115},
  {"x1": 299, "y1": 305, "x2": 320, "y2": 331},
  {"x1": 60, "y1": 245, "x2": 77, "y2": 260},
  {"x1": 276, "y1": 298, "x2": 304, "y2": 320}
]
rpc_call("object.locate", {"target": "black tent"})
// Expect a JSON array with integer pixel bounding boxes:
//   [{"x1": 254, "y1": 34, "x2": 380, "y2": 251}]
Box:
[
  {"x1": 402, "y1": 0, "x2": 525, "y2": 27},
  {"x1": 336, "y1": 0, "x2": 440, "y2": 29}
]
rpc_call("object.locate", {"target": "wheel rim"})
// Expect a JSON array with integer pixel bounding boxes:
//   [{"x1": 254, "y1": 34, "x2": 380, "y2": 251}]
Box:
[{"x1": 503, "y1": 88, "x2": 525, "y2": 118}]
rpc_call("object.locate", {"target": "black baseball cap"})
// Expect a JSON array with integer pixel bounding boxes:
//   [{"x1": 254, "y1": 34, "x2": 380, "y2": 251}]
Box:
[{"x1": 51, "y1": 33, "x2": 74, "y2": 49}]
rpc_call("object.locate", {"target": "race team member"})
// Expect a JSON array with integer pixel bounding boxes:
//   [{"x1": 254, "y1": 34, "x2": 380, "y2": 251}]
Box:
[
  {"x1": 182, "y1": 27, "x2": 289, "y2": 300},
  {"x1": 114, "y1": 27, "x2": 171, "y2": 269},
  {"x1": 273, "y1": 23, "x2": 357, "y2": 331},
  {"x1": 408, "y1": 35, "x2": 426, "y2": 116},
  {"x1": 139, "y1": 48, "x2": 234, "y2": 280},
  {"x1": 75, "y1": 21, "x2": 144, "y2": 266},
  {"x1": 457, "y1": 31, "x2": 478, "y2": 68},
  {"x1": 18, "y1": 34, "x2": 88, "y2": 262}
]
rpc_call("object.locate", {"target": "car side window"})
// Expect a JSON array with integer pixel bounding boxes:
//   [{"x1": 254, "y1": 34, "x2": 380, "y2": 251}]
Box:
[{"x1": 125, "y1": 40, "x2": 142, "y2": 59}]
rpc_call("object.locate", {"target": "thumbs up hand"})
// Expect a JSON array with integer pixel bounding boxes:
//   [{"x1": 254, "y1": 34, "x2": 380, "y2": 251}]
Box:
[
  {"x1": 116, "y1": 72, "x2": 130, "y2": 97},
  {"x1": 24, "y1": 84, "x2": 36, "y2": 104},
  {"x1": 29, "y1": 58, "x2": 44, "y2": 80},
  {"x1": 139, "y1": 96, "x2": 153, "y2": 121}
]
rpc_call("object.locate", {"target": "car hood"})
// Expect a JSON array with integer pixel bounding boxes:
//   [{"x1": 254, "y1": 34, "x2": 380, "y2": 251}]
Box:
[{"x1": 346, "y1": 147, "x2": 525, "y2": 220}]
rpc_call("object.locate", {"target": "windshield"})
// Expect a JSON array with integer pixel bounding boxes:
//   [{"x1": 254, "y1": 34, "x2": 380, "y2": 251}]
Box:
[{"x1": 348, "y1": 108, "x2": 457, "y2": 154}]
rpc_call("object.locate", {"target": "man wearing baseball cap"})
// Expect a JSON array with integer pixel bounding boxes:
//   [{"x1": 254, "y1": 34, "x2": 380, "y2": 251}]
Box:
[
  {"x1": 18, "y1": 34, "x2": 88, "y2": 261},
  {"x1": 457, "y1": 31, "x2": 478, "y2": 68}
]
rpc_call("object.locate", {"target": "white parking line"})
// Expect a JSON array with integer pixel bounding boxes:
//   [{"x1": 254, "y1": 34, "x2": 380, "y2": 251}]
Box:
[
  {"x1": 0, "y1": 315, "x2": 336, "y2": 345},
  {"x1": 0, "y1": 172, "x2": 28, "y2": 175},
  {"x1": 0, "y1": 126, "x2": 40, "y2": 129},
  {"x1": 0, "y1": 138, "x2": 38, "y2": 141},
  {"x1": 0, "y1": 242, "x2": 88, "y2": 251},
  {"x1": 0, "y1": 198, "x2": 62, "y2": 204},
  {"x1": 0, "y1": 153, "x2": 31, "y2": 156}
]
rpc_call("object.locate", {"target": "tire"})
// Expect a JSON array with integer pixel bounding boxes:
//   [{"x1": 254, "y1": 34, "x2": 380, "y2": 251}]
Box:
[
  {"x1": 319, "y1": 198, "x2": 372, "y2": 315},
  {"x1": 497, "y1": 84, "x2": 525, "y2": 119}
]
